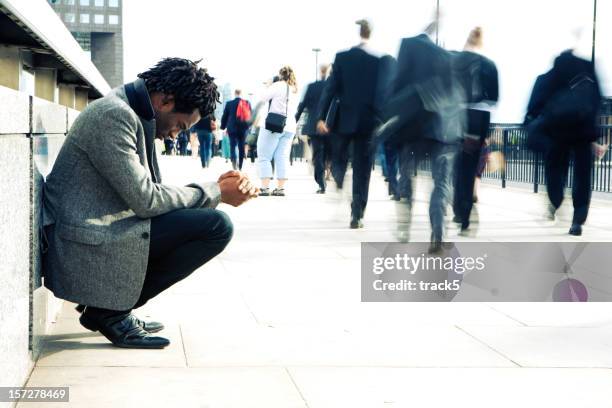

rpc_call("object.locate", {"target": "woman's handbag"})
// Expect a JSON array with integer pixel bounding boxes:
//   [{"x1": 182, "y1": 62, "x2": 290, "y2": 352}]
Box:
[
  {"x1": 245, "y1": 129, "x2": 258, "y2": 146},
  {"x1": 265, "y1": 84, "x2": 289, "y2": 133}
]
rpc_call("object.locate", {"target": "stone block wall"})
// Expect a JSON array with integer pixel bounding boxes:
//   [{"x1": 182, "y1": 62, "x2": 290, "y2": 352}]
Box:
[{"x1": 0, "y1": 86, "x2": 72, "y2": 404}]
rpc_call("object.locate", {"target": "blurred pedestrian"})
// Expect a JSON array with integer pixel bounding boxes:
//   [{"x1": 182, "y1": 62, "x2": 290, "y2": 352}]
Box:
[
  {"x1": 296, "y1": 63, "x2": 332, "y2": 194},
  {"x1": 221, "y1": 89, "x2": 252, "y2": 170},
  {"x1": 176, "y1": 129, "x2": 189, "y2": 155},
  {"x1": 316, "y1": 19, "x2": 393, "y2": 228},
  {"x1": 525, "y1": 49, "x2": 602, "y2": 236},
  {"x1": 380, "y1": 19, "x2": 464, "y2": 252},
  {"x1": 255, "y1": 66, "x2": 300, "y2": 196},
  {"x1": 192, "y1": 114, "x2": 216, "y2": 168},
  {"x1": 452, "y1": 27, "x2": 499, "y2": 235}
]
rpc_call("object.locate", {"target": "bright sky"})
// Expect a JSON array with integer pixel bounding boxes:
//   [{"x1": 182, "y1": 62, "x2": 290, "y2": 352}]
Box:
[{"x1": 123, "y1": 0, "x2": 611, "y2": 123}]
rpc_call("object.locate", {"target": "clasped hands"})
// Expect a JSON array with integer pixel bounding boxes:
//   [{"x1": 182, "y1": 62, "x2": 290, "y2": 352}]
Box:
[{"x1": 218, "y1": 171, "x2": 259, "y2": 207}]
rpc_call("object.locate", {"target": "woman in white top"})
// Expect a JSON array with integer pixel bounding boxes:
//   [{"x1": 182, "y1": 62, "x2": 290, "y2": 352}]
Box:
[{"x1": 256, "y1": 66, "x2": 299, "y2": 196}]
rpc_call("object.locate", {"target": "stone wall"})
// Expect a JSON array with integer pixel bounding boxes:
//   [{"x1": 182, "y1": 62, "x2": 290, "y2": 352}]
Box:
[{"x1": 0, "y1": 85, "x2": 72, "y2": 405}]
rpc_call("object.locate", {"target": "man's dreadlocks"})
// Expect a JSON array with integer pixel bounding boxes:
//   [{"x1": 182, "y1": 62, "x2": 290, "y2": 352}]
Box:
[{"x1": 138, "y1": 57, "x2": 219, "y2": 117}]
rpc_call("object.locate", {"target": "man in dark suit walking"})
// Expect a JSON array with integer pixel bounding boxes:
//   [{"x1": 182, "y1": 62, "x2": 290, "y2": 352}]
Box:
[
  {"x1": 221, "y1": 89, "x2": 251, "y2": 170},
  {"x1": 316, "y1": 19, "x2": 391, "y2": 229},
  {"x1": 384, "y1": 22, "x2": 463, "y2": 251},
  {"x1": 296, "y1": 64, "x2": 331, "y2": 193},
  {"x1": 525, "y1": 50, "x2": 602, "y2": 236}
]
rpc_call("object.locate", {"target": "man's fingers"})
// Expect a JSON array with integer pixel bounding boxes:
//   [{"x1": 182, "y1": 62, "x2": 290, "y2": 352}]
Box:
[{"x1": 218, "y1": 170, "x2": 241, "y2": 182}]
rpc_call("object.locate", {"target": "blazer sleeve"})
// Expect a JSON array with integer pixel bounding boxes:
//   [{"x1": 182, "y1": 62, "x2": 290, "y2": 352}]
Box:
[
  {"x1": 526, "y1": 71, "x2": 554, "y2": 120},
  {"x1": 482, "y1": 59, "x2": 500, "y2": 103},
  {"x1": 76, "y1": 107, "x2": 220, "y2": 219},
  {"x1": 221, "y1": 102, "x2": 230, "y2": 130},
  {"x1": 375, "y1": 56, "x2": 396, "y2": 117},
  {"x1": 393, "y1": 40, "x2": 411, "y2": 93},
  {"x1": 296, "y1": 84, "x2": 311, "y2": 122},
  {"x1": 317, "y1": 55, "x2": 341, "y2": 122}
]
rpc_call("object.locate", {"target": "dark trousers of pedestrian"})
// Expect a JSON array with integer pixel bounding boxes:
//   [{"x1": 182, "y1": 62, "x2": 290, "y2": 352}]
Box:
[
  {"x1": 177, "y1": 138, "x2": 188, "y2": 156},
  {"x1": 545, "y1": 142, "x2": 593, "y2": 225},
  {"x1": 398, "y1": 140, "x2": 457, "y2": 240},
  {"x1": 384, "y1": 142, "x2": 400, "y2": 198},
  {"x1": 331, "y1": 132, "x2": 374, "y2": 220},
  {"x1": 85, "y1": 208, "x2": 233, "y2": 318},
  {"x1": 453, "y1": 138, "x2": 485, "y2": 229},
  {"x1": 310, "y1": 135, "x2": 331, "y2": 191},
  {"x1": 197, "y1": 131, "x2": 214, "y2": 168},
  {"x1": 228, "y1": 132, "x2": 247, "y2": 170},
  {"x1": 453, "y1": 110, "x2": 492, "y2": 229}
]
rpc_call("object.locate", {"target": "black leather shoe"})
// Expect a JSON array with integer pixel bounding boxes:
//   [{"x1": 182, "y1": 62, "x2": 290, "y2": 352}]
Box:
[
  {"x1": 569, "y1": 224, "x2": 583, "y2": 236},
  {"x1": 350, "y1": 218, "x2": 364, "y2": 229},
  {"x1": 80, "y1": 311, "x2": 170, "y2": 349},
  {"x1": 316, "y1": 188, "x2": 326, "y2": 194},
  {"x1": 77, "y1": 305, "x2": 164, "y2": 333}
]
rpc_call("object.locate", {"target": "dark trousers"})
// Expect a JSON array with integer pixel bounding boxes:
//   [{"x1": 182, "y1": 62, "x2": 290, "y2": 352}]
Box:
[
  {"x1": 453, "y1": 139, "x2": 485, "y2": 229},
  {"x1": 332, "y1": 132, "x2": 374, "y2": 219},
  {"x1": 311, "y1": 135, "x2": 331, "y2": 190},
  {"x1": 384, "y1": 142, "x2": 400, "y2": 197},
  {"x1": 197, "y1": 131, "x2": 213, "y2": 168},
  {"x1": 398, "y1": 140, "x2": 457, "y2": 239},
  {"x1": 545, "y1": 142, "x2": 593, "y2": 225},
  {"x1": 229, "y1": 132, "x2": 247, "y2": 170},
  {"x1": 177, "y1": 137, "x2": 188, "y2": 156},
  {"x1": 87, "y1": 208, "x2": 233, "y2": 316}
]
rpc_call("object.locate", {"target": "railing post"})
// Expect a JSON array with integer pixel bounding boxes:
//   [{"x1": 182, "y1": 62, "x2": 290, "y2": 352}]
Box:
[
  {"x1": 502, "y1": 129, "x2": 507, "y2": 189},
  {"x1": 533, "y1": 152, "x2": 540, "y2": 193}
]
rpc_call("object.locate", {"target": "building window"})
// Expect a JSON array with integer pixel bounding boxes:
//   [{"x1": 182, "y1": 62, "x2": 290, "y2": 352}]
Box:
[
  {"x1": 108, "y1": 14, "x2": 119, "y2": 24},
  {"x1": 64, "y1": 0, "x2": 75, "y2": 5},
  {"x1": 94, "y1": 14, "x2": 104, "y2": 24},
  {"x1": 64, "y1": 13, "x2": 75, "y2": 23},
  {"x1": 94, "y1": 0, "x2": 104, "y2": 6},
  {"x1": 79, "y1": 13, "x2": 90, "y2": 23},
  {"x1": 79, "y1": 0, "x2": 90, "y2": 5},
  {"x1": 72, "y1": 32, "x2": 92, "y2": 52},
  {"x1": 108, "y1": 0, "x2": 118, "y2": 7}
]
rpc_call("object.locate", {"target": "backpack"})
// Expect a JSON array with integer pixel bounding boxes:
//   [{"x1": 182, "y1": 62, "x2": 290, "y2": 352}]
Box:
[
  {"x1": 236, "y1": 99, "x2": 252, "y2": 124},
  {"x1": 545, "y1": 73, "x2": 599, "y2": 127}
]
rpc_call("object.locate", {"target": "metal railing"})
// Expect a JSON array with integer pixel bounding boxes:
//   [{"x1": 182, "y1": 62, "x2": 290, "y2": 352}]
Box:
[{"x1": 417, "y1": 123, "x2": 612, "y2": 193}]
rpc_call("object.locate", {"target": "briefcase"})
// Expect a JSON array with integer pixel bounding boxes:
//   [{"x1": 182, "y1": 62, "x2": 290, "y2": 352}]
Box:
[{"x1": 325, "y1": 98, "x2": 340, "y2": 132}]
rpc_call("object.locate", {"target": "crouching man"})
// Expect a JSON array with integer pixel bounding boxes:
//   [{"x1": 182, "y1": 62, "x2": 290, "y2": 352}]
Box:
[{"x1": 42, "y1": 58, "x2": 258, "y2": 349}]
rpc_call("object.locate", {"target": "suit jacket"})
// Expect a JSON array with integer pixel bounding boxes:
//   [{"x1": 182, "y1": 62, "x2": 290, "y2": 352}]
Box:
[
  {"x1": 42, "y1": 78, "x2": 221, "y2": 310},
  {"x1": 526, "y1": 50, "x2": 602, "y2": 143},
  {"x1": 453, "y1": 51, "x2": 499, "y2": 141},
  {"x1": 296, "y1": 79, "x2": 327, "y2": 136},
  {"x1": 390, "y1": 34, "x2": 460, "y2": 144},
  {"x1": 317, "y1": 45, "x2": 389, "y2": 136},
  {"x1": 221, "y1": 97, "x2": 251, "y2": 136},
  {"x1": 453, "y1": 51, "x2": 499, "y2": 105}
]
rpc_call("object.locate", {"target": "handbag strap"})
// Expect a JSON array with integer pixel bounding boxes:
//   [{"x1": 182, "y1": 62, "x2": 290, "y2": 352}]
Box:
[{"x1": 285, "y1": 83, "x2": 289, "y2": 117}]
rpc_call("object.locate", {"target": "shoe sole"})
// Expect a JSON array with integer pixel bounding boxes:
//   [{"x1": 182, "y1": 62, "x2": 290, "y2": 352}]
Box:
[
  {"x1": 111, "y1": 341, "x2": 169, "y2": 349},
  {"x1": 80, "y1": 315, "x2": 164, "y2": 334}
]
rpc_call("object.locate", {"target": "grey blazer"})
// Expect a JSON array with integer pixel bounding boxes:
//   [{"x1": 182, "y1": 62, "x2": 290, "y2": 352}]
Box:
[{"x1": 42, "y1": 79, "x2": 221, "y2": 310}]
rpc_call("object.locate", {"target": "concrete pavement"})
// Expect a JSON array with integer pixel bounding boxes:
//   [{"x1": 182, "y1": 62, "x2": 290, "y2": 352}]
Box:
[{"x1": 21, "y1": 155, "x2": 612, "y2": 408}]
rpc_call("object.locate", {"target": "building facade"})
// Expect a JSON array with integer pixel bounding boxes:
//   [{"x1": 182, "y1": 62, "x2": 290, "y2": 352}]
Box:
[{"x1": 49, "y1": 0, "x2": 123, "y2": 88}]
